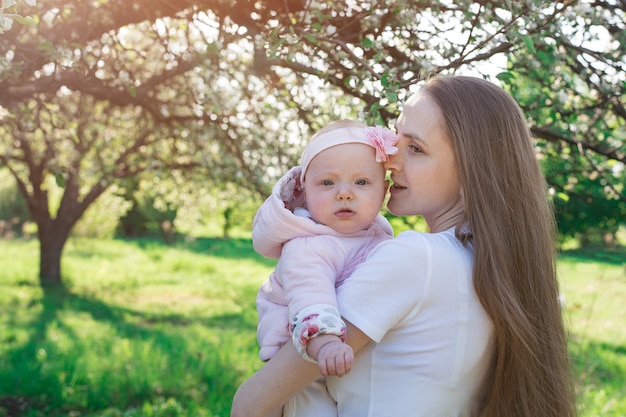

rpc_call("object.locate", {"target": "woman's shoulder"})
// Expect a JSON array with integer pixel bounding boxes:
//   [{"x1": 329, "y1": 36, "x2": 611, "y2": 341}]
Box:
[
  {"x1": 390, "y1": 228, "x2": 453, "y2": 243},
  {"x1": 377, "y1": 228, "x2": 469, "y2": 256},
  {"x1": 367, "y1": 230, "x2": 429, "y2": 259}
]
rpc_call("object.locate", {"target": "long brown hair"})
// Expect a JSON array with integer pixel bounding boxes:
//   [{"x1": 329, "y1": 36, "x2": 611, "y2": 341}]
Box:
[{"x1": 423, "y1": 76, "x2": 577, "y2": 417}]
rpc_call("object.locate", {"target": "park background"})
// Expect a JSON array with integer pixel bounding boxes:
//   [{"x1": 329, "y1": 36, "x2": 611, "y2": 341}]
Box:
[{"x1": 0, "y1": 0, "x2": 624, "y2": 416}]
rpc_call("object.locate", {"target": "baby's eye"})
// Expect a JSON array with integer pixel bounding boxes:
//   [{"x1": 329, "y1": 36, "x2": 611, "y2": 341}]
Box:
[
  {"x1": 322, "y1": 180, "x2": 334, "y2": 186},
  {"x1": 355, "y1": 179, "x2": 368, "y2": 185}
]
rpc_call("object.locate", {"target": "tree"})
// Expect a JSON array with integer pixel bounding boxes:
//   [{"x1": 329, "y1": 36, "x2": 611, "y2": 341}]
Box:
[
  {"x1": 496, "y1": 2, "x2": 626, "y2": 244},
  {"x1": 1, "y1": 0, "x2": 323, "y2": 284},
  {"x1": 1, "y1": 0, "x2": 624, "y2": 285}
]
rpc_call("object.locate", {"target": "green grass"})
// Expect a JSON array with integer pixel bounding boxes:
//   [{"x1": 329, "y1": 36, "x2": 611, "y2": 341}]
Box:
[
  {"x1": 0, "y1": 237, "x2": 273, "y2": 417},
  {"x1": 0, "y1": 237, "x2": 624, "y2": 416},
  {"x1": 559, "y1": 247, "x2": 626, "y2": 417}
]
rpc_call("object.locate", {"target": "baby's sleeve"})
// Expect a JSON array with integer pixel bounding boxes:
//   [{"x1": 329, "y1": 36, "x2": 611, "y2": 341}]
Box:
[{"x1": 278, "y1": 236, "x2": 348, "y2": 362}]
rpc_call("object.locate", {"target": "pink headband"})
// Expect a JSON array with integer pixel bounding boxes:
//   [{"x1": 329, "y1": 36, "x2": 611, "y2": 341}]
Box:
[{"x1": 300, "y1": 125, "x2": 398, "y2": 182}]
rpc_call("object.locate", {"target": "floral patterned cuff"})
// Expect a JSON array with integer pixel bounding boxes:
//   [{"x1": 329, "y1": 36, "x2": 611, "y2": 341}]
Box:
[{"x1": 290, "y1": 304, "x2": 347, "y2": 363}]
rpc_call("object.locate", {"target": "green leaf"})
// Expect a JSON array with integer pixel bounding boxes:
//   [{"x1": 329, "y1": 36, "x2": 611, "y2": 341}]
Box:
[
  {"x1": 556, "y1": 192, "x2": 569, "y2": 202},
  {"x1": 381, "y1": 73, "x2": 392, "y2": 88},
  {"x1": 11, "y1": 15, "x2": 34, "y2": 26},
  {"x1": 522, "y1": 35, "x2": 536, "y2": 54},
  {"x1": 362, "y1": 37, "x2": 373, "y2": 48},
  {"x1": 36, "y1": 41, "x2": 54, "y2": 51},
  {"x1": 54, "y1": 172, "x2": 65, "y2": 188},
  {"x1": 496, "y1": 71, "x2": 516, "y2": 83},
  {"x1": 386, "y1": 91, "x2": 398, "y2": 102}
]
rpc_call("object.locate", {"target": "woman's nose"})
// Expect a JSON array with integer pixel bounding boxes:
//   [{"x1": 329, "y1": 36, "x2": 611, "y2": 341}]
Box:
[{"x1": 384, "y1": 152, "x2": 399, "y2": 171}]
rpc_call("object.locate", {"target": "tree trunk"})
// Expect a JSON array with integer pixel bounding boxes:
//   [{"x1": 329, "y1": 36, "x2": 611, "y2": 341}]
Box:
[{"x1": 38, "y1": 223, "x2": 70, "y2": 286}]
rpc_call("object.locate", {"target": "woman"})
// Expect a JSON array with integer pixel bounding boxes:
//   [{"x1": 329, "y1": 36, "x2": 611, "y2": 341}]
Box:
[{"x1": 231, "y1": 76, "x2": 577, "y2": 417}]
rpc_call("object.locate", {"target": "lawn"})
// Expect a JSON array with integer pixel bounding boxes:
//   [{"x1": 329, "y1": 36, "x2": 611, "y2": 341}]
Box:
[
  {"x1": 0, "y1": 237, "x2": 624, "y2": 416},
  {"x1": 559, "y1": 248, "x2": 626, "y2": 417}
]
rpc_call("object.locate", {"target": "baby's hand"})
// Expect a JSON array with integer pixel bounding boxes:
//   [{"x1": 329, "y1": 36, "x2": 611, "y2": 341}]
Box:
[{"x1": 314, "y1": 339, "x2": 354, "y2": 377}]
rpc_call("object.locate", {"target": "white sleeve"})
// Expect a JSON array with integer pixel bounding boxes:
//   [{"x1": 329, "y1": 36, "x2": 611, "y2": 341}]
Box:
[{"x1": 336, "y1": 232, "x2": 432, "y2": 342}]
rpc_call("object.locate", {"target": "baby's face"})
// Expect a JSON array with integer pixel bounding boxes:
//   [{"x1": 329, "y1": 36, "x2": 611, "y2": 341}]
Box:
[{"x1": 303, "y1": 143, "x2": 386, "y2": 234}]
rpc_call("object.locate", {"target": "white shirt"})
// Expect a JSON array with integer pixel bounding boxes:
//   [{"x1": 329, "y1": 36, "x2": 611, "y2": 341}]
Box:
[{"x1": 327, "y1": 228, "x2": 493, "y2": 417}]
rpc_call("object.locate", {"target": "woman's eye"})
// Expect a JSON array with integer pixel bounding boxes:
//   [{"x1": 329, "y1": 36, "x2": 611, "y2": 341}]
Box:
[{"x1": 409, "y1": 144, "x2": 423, "y2": 154}]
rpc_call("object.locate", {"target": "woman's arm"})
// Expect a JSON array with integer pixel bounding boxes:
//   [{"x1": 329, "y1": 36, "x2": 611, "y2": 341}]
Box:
[
  {"x1": 230, "y1": 321, "x2": 371, "y2": 417},
  {"x1": 230, "y1": 340, "x2": 319, "y2": 417}
]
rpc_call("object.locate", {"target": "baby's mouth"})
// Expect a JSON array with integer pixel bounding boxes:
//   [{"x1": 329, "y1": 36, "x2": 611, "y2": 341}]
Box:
[{"x1": 335, "y1": 208, "x2": 355, "y2": 217}]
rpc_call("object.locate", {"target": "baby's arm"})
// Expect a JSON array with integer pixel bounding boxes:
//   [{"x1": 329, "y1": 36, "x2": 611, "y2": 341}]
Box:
[
  {"x1": 278, "y1": 238, "x2": 355, "y2": 374},
  {"x1": 306, "y1": 334, "x2": 354, "y2": 377}
]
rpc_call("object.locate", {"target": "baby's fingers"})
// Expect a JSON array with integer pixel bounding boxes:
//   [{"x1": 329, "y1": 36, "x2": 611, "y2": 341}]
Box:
[{"x1": 317, "y1": 343, "x2": 354, "y2": 377}]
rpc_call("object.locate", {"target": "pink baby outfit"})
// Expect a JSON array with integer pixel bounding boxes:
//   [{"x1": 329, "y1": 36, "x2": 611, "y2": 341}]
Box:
[{"x1": 254, "y1": 166, "x2": 394, "y2": 362}]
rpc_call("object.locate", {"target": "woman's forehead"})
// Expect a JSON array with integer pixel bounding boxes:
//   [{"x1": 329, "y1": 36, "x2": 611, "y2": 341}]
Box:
[{"x1": 397, "y1": 93, "x2": 441, "y2": 131}]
